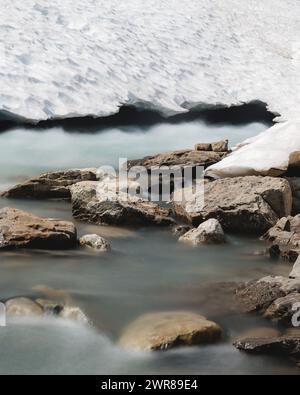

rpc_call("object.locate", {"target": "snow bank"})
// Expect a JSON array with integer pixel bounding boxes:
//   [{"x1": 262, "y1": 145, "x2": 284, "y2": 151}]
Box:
[
  {"x1": 0, "y1": 0, "x2": 300, "y2": 121},
  {"x1": 205, "y1": 122, "x2": 300, "y2": 178}
]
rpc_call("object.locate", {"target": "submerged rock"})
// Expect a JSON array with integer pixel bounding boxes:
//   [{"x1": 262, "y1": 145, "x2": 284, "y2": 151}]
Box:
[
  {"x1": 179, "y1": 219, "x2": 226, "y2": 245},
  {"x1": 4, "y1": 296, "x2": 88, "y2": 324},
  {"x1": 173, "y1": 176, "x2": 292, "y2": 233},
  {"x1": 6, "y1": 298, "x2": 44, "y2": 317},
  {"x1": 71, "y1": 181, "x2": 175, "y2": 227},
  {"x1": 1, "y1": 168, "x2": 98, "y2": 200},
  {"x1": 0, "y1": 207, "x2": 77, "y2": 250},
  {"x1": 79, "y1": 234, "x2": 111, "y2": 252},
  {"x1": 118, "y1": 311, "x2": 222, "y2": 351}
]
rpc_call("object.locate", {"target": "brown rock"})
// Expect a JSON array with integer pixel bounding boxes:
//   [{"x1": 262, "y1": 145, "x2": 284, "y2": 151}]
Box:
[
  {"x1": 71, "y1": 181, "x2": 175, "y2": 227},
  {"x1": 211, "y1": 140, "x2": 229, "y2": 152},
  {"x1": 127, "y1": 149, "x2": 227, "y2": 170},
  {"x1": 264, "y1": 292, "x2": 300, "y2": 325},
  {"x1": 1, "y1": 168, "x2": 98, "y2": 200},
  {"x1": 195, "y1": 143, "x2": 212, "y2": 152},
  {"x1": 173, "y1": 176, "x2": 292, "y2": 233},
  {"x1": 118, "y1": 311, "x2": 222, "y2": 351},
  {"x1": 0, "y1": 207, "x2": 77, "y2": 250},
  {"x1": 6, "y1": 298, "x2": 44, "y2": 317}
]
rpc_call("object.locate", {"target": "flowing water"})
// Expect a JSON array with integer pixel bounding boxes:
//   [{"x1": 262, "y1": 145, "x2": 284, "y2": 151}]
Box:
[{"x1": 0, "y1": 120, "x2": 298, "y2": 375}]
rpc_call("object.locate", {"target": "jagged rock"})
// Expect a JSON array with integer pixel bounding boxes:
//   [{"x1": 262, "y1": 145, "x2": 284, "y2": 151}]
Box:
[
  {"x1": 234, "y1": 335, "x2": 300, "y2": 355},
  {"x1": 127, "y1": 149, "x2": 227, "y2": 170},
  {"x1": 0, "y1": 208, "x2": 77, "y2": 250},
  {"x1": 195, "y1": 143, "x2": 212, "y2": 152},
  {"x1": 211, "y1": 140, "x2": 229, "y2": 153},
  {"x1": 234, "y1": 327, "x2": 281, "y2": 343},
  {"x1": 264, "y1": 292, "x2": 300, "y2": 325},
  {"x1": 172, "y1": 224, "x2": 192, "y2": 237},
  {"x1": 1, "y1": 168, "x2": 98, "y2": 200},
  {"x1": 290, "y1": 257, "x2": 300, "y2": 279},
  {"x1": 173, "y1": 176, "x2": 292, "y2": 233},
  {"x1": 71, "y1": 181, "x2": 175, "y2": 227},
  {"x1": 6, "y1": 298, "x2": 44, "y2": 317},
  {"x1": 79, "y1": 234, "x2": 111, "y2": 252},
  {"x1": 263, "y1": 216, "x2": 300, "y2": 262},
  {"x1": 236, "y1": 279, "x2": 286, "y2": 314},
  {"x1": 118, "y1": 311, "x2": 222, "y2": 351},
  {"x1": 179, "y1": 219, "x2": 226, "y2": 245},
  {"x1": 236, "y1": 276, "x2": 300, "y2": 314}
]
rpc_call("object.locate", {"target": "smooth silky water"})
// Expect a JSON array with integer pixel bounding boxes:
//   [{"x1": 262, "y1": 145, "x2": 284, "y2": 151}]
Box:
[{"x1": 0, "y1": 120, "x2": 298, "y2": 375}]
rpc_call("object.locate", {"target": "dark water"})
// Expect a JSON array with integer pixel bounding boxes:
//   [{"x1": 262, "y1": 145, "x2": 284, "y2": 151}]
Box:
[{"x1": 0, "y1": 121, "x2": 298, "y2": 375}]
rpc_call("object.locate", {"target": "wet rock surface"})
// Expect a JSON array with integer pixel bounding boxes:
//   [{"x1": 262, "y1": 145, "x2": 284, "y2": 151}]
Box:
[
  {"x1": 118, "y1": 311, "x2": 222, "y2": 351},
  {"x1": 1, "y1": 168, "x2": 98, "y2": 200},
  {"x1": 0, "y1": 207, "x2": 77, "y2": 250},
  {"x1": 71, "y1": 181, "x2": 175, "y2": 227}
]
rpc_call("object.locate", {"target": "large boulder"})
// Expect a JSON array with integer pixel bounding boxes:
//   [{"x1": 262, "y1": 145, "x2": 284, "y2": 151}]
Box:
[
  {"x1": 118, "y1": 311, "x2": 222, "y2": 351},
  {"x1": 0, "y1": 207, "x2": 77, "y2": 250},
  {"x1": 1, "y1": 168, "x2": 98, "y2": 200},
  {"x1": 173, "y1": 176, "x2": 292, "y2": 233},
  {"x1": 71, "y1": 181, "x2": 175, "y2": 227},
  {"x1": 179, "y1": 219, "x2": 226, "y2": 245}
]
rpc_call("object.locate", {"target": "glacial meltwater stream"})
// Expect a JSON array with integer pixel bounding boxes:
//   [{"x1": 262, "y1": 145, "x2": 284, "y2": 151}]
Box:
[{"x1": 0, "y1": 119, "x2": 298, "y2": 374}]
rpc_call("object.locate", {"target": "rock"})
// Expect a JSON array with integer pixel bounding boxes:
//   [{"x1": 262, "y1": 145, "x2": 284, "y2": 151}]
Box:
[
  {"x1": 234, "y1": 327, "x2": 281, "y2": 343},
  {"x1": 1, "y1": 168, "x2": 98, "y2": 200},
  {"x1": 173, "y1": 176, "x2": 292, "y2": 233},
  {"x1": 71, "y1": 181, "x2": 175, "y2": 227},
  {"x1": 0, "y1": 208, "x2": 77, "y2": 250},
  {"x1": 195, "y1": 143, "x2": 212, "y2": 152},
  {"x1": 236, "y1": 276, "x2": 300, "y2": 314},
  {"x1": 172, "y1": 224, "x2": 192, "y2": 237},
  {"x1": 179, "y1": 219, "x2": 226, "y2": 245},
  {"x1": 263, "y1": 216, "x2": 300, "y2": 262},
  {"x1": 79, "y1": 234, "x2": 111, "y2": 252},
  {"x1": 118, "y1": 311, "x2": 222, "y2": 351},
  {"x1": 264, "y1": 292, "x2": 300, "y2": 325},
  {"x1": 211, "y1": 140, "x2": 229, "y2": 153},
  {"x1": 236, "y1": 280, "x2": 286, "y2": 313},
  {"x1": 35, "y1": 299, "x2": 64, "y2": 315},
  {"x1": 290, "y1": 257, "x2": 300, "y2": 279},
  {"x1": 6, "y1": 298, "x2": 44, "y2": 317},
  {"x1": 127, "y1": 149, "x2": 227, "y2": 170},
  {"x1": 234, "y1": 333, "x2": 300, "y2": 356},
  {"x1": 286, "y1": 178, "x2": 300, "y2": 215},
  {"x1": 59, "y1": 306, "x2": 89, "y2": 324}
]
